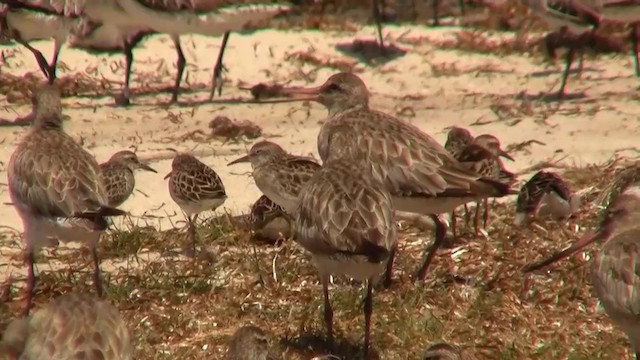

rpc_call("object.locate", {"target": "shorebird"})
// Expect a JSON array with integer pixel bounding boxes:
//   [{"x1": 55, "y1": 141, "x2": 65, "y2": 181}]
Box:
[
  {"x1": 67, "y1": 24, "x2": 155, "y2": 106},
  {"x1": 522, "y1": 0, "x2": 601, "y2": 97},
  {"x1": 0, "y1": 0, "x2": 89, "y2": 84},
  {"x1": 458, "y1": 134, "x2": 516, "y2": 236},
  {"x1": 99, "y1": 150, "x2": 158, "y2": 207},
  {"x1": 248, "y1": 194, "x2": 290, "y2": 242},
  {"x1": 296, "y1": 157, "x2": 396, "y2": 357},
  {"x1": 514, "y1": 170, "x2": 579, "y2": 226},
  {"x1": 271, "y1": 72, "x2": 515, "y2": 282},
  {"x1": 112, "y1": 1, "x2": 291, "y2": 103},
  {"x1": 226, "y1": 325, "x2": 270, "y2": 360},
  {"x1": 165, "y1": 153, "x2": 227, "y2": 256},
  {"x1": 249, "y1": 195, "x2": 287, "y2": 231},
  {"x1": 423, "y1": 342, "x2": 477, "y2": 360},
  {"x1": 228, "y1": 140, "x2": 321, "y2": 216},
  {"x1": 0, "y1": 292, "x2": 132, "y2": 360},
  {"x1": 7, "y1": 83, "x2": 126, "y2": 316},
  {"x1": 523, "y1": 162, "x2": 640, "y2": 272},
  {"x1": 569, "y1": 0, "x2": 640, "y2": 76},
  {"x1": 444, "y1": 126, "x2": 475, "y2": 239}
]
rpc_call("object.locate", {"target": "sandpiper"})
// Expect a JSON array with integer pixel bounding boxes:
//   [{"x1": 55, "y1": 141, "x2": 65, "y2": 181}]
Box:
[
  {"x1": 0, "y1": 292, "x2": 132, "y2": 359},
  {"x1": 423, "y1": 342, "x2": 477, "y2": 360},
  {"x1": 7, "y1": 83, "x2": 126, "y2": 316},
  {"x1": 271, "y1": 72, "x2": 515, "y2": 282},
  {"x1": 248, "y1": 194, "x2": 291, "y2": 242},
  {"x1": 458, "y1": 134, "x2": 516, "y2": 236},
  {"x1": 112, "y1": 0, "x2": 291, "y2": 103},
  {"x1": 521, "y1": 0, "x2": 600, "y2": 97},
  {"x1": 249, "y1": 195, "x2": 287, "y2": 231},
  {"x1": 570, "y1": 0, "x2": 640, "y2": 76},
  {"x1": 99, "y1": 150, "x2": 158, "y2": 207},
  {"x1": 296, "y1": 157, "x2": 397, "y2": 357},
  {"x1": 444, "y1": 126, "x2": 475, "y2": 239},
  {"x1": 228, "y1": 140, "x2": 321, "y2": 216},
  {"x1": 0, "y1": 1, "x2": 88, "y2": 84},
  {"x1": 514, "y1": 170, "x2": 579, "y2": 227},
  {"x1": 523, "y1": 162, "x2": 640, "y2": 273},
  {"x1": 165, "y1": 152, "x2": 227, "y2": 256},
  {"x1": 226, "y1": 325, "x2": 270, "y2": 360}
]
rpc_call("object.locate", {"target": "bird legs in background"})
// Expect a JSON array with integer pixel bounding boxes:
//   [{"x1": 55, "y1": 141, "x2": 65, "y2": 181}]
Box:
[
  {"x1": 18, "y1": 38, "x2": 63, "y2": 84},
  {"x1": 371, "y1": 0, "x2": 386, "y2": 52},
  {"x1": 170, "y1": 34, "x2": 186, "y2": 104},
  {"x1": 630, "y1": 22, "x2": 640, "y2": 77},
  {"x1": 209, "y1": 31, "x2": 230, "y2": 101}
]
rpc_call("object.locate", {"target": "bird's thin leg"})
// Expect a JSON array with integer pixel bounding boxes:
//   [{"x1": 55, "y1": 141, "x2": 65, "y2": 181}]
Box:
[
  {"x1": 576, "y1": 50, "x2": 585, "y2": 80},
  {"x1": 209, "y1": 31, "x2": 230, "y2": 101},
  {"x1": 22, "y1": 250, "x2": 36, "y2": 317},
  {"x1": 382, "y1": 245, "x2": 397, "y2": 288},
  {"x1": 372, "y1": 0, "x2": 385, "y2": 51},
  {"x1": 463, "y1": 203, "x2": 471, "y2": 226},
  {"x1": 558, "y1": 47, "x2": 575, "y2": 98},
  {"x1": 473, "y1": 201, "x2": 481, "y2": 236},
  {"x1": 432, "y1": 0, "x2": 440, "y2": 26},
  {"x1": 451, "y1": 209, "x2": 458, "y2": 240},
  {"x1": 632, "y1": 23, "x2": 640, "y2": 77},
  {"x1": 47, "y1": 39, "x2": 63, "y2": 84},
  {"x1": 635, "y1": 351, "x2": 640, "y2": 360},
  {"x1": 322, "y1": 273, "x2": 334, "y2": 348},
  {"x1": 363, "y1": 280, "x2": 373, "y2": 358},
  {"x1": 458, "y1": 0, "x2": 466, "y2": 17},
  {"x1": 115, "y1": 41, "x2": 135, "y2": 107},
  {"x1": 170, "y1": 35, "x2": 186, "y2": 104},
  {"x1": 415, "y1": 214, "x2": 447, "y2": 280},
  {"x1": 482, "y1": 198, "x2": 489, "y2": 230},
  {"x1": 18, "y1": 40, "x2": 51, "y2": 79},
  {"x1": 91, "y1": 243, "x2": 103, "y2": 298},
  {"x1": 188, "y1": 213, "x2": 199, "y2": 256}
]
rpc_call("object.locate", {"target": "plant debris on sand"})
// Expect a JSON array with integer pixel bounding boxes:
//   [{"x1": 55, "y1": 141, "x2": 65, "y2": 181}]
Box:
[{"x1": 0, "y1": 159, "x2": 636, "y2": 359}]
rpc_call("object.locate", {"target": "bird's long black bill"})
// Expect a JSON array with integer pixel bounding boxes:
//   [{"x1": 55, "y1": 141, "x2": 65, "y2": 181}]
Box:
[{"x1": 522, "y1": 230, "x2": 600, "y2": 273}]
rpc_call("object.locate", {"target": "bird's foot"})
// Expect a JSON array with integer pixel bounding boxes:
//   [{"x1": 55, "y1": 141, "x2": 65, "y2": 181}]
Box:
[{"x1": 114, "y1": 90, "x2": 131, "y2": 107}]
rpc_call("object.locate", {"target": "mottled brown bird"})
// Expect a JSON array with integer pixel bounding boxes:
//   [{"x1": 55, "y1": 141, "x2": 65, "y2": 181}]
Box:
[
  {"x1": 275, "y1": 72, "x2": 516, "y2": 283},
  {"x1": 7, "y1": 84, "x2": 126, "y2": 316},
  {"x1": 165, "y1": 153, "x2": 227, "y2": 256},
  {"x1": 0, "y1": 292, "x2": 132, "y2": 360},
  {"x1": 423, "y1": 342, "x2": 478, "y2": 360},
  {"x1": 100, "y1": 150, "x2": 157, "y2": 207},
  {"x1": 515, "y1": 170, "x2": 579, "y2": 226},
  {"x1": 226, "y1": 325, "x2": 270, "y2": 360}
]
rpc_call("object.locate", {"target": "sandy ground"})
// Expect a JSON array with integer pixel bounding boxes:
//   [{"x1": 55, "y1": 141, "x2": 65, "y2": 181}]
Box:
[{"x1": 0, "y1": 24, "x2": 639, "y2": 280}]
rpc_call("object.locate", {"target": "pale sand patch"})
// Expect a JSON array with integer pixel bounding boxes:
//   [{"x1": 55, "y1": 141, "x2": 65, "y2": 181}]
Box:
[{"x1": 0, "y1": 25, "x2": 638, "y2": 282}]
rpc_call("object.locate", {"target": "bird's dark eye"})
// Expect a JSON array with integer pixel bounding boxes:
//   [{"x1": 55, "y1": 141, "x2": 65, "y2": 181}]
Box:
[{"x1": 325, "y1": 83, "x2": 341, "y2": 92}]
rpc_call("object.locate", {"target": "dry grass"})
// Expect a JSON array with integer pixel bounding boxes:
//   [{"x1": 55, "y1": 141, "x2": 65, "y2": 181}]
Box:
[{"x1": 0, "y1": 160, "x2": 636, "y2": 359}]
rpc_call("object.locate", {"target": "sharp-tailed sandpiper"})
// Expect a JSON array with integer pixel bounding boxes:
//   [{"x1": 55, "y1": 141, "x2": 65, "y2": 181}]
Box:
[
  {"x1": 514, "y1": 170, "x2": 579, "y2": 227},
  {"x1": 458, "y1": 134, "x2": 516, "y2": 236},
  {"x1": 523, "y1": 162, "x2": 640, "y2": 272},
  {"x1": 228, "y1": 140, "x2": 321, "y2": 217},
  {"x1": 0, "y1": 292, "x2": 132, "y2": 359},
  {"x1": 226, "y1": 325, "x2": 270, "y2": 360},
  {"x1": 99, "y1": 150, "x2": 157, "y2": 207},
  {"x1": 165, "y1": 152, "x2": 227, "y2": 256},
  {"x1": 7, "y1": 83, "x2": 126, "y2": 315}
]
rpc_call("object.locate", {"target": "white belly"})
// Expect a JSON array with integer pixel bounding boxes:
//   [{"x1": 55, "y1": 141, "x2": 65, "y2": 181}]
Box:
[
  {"x1": 6, "y1": 9, "x2": 77, "y2": 43},
  {"x1": 176, "y1": 197, "x2": 227, "y2": 216},
  {"x1": 312, "y1": 254, "x2": 387, "y2": 282},
  {"x1": 537, "y1": 192, "x2": 572, "y2": 220},
  {"x1": 69, "y1": 24, "x2": 141, "y2": 50},
  {"x1": 393, "y1": 195, "x2": 475, "y2": 216}
]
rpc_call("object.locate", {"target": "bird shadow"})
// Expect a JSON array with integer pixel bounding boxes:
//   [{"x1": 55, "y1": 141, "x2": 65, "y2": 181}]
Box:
[
  {"x1": 514, "y1": 90, "x2": 588, "y2": 103},
  {"x1": 280, "y1": 331, "x2": 381, "y2": 360},
  {"x1": 529, "y1": 66, "x2": 603, "y2": 78},
  {"x1": 335, "y1": 39, "x2": 407, "y2": 66}
]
